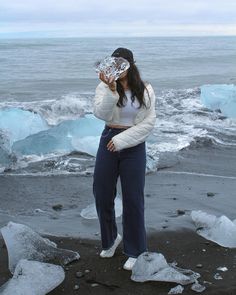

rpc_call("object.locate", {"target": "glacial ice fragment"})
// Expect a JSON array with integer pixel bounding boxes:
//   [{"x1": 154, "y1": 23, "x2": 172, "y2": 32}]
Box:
[
  {"x1": 200, "y1": 84, "x2": 236, "y2": 118},
  {"x1": 0, "y1": 259, "x2": 65, "y2": 295},
  {"x1": 191, "y1": 281, "x2": 206, "y2": 293},
  {"x1": 94, "y1": 56, "x2": 130, "y2": 81},
  {"x1": 168, "y1": 285, "x2": 184, "y2": 294},
  {"x1": 1, "y1": 222, "x2": 80, "y2": 274},
  {"x1": 191, "y1": 210, "x2": 236, "y2": 248},
  {"x1": 80, "y1": 193, "x2": 122, "y2": 219},
  {"x1": 0, "y1": 108, "x2": 48, "y2": 145},
  {"x1": 12, "y1": 114, "x2": 104, "y2": 157},
  {"x1": 217, "y1": 266, "x2": 228, "y2": 272},
  {"x1": 131, "y1": 252, "x2": 200, "y2": 285},
  {"x1": 214, "y1": 273, "x2": 223, "y2": 280}
]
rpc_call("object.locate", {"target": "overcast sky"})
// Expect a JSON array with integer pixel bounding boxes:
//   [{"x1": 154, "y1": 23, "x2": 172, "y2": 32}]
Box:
[{"x1": 0, "y1": 0, "x2": 236, "y2": 38}]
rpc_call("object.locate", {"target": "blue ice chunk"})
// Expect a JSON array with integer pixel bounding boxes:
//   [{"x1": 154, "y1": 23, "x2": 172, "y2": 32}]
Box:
[
  {"x1": 12, "y1": 114, "x2": 105, "y2": 157},
  {"x1": 200, "y1": 84, "x2": 236, "y2": 118},
  {"x1": 0, "y1": 108, "x2": 49, "y2": 145}
]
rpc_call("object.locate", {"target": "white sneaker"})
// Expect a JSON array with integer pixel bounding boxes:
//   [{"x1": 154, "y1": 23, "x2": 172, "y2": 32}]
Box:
[
  {"x1": 123, "y1": 257, "x2": 137, "y2": 270},
  {"x1": 99, "y1": 233, "x2": 122, "y2": 258}
]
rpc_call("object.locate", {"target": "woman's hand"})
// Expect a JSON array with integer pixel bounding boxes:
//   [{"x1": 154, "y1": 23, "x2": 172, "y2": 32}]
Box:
[
  {"x1": 107, "y1": 139, "x2": 116, "y2": 152},
  {"x1": 99, "y1": 72, "x2": 117, "y2": 92}
]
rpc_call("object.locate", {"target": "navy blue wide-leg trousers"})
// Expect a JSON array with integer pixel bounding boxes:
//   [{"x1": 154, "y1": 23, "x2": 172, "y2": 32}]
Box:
[{"x1": 93, "y1": 124, "x2": 148, "y2": 258}]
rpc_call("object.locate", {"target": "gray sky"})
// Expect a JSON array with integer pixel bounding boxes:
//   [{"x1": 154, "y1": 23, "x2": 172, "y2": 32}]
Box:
[{"x1": 0, "y1": 0, "x2": 236, "y2": 37}]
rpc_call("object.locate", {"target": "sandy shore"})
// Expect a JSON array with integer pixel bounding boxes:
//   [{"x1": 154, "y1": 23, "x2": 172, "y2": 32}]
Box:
[
  {"x1": 0, "y1": 144, "x2": 236, "y2": 293},
  {"x1": 0, "y1": 230, "x2": 236, "y2": 294}
]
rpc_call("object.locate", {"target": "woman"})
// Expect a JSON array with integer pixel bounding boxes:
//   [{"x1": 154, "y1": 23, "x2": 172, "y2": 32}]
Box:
[{"x1": 93, "y1": 47, "x2": 156, "y2": 270}]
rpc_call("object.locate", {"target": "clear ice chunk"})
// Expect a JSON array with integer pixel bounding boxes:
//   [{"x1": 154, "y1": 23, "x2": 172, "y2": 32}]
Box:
[
  {"x1": 12, "y1": 114, "x2": 104, "y2": 157},
  {"x1": 94, "y1": 56, "x2": 130, "y2": 81},
  {"x1": 200, "y1": 84, "x2": 236, "y2": 118},
  {"x1": 0, "y1": 259, "x2": 65, "y2": 295},
  {"x1": 80, "y1": 193, "x2": 122, "y2": 219},
  {"x1": 168, "y1": 285, "x2": 184, "y2": 294},
  {"x1": 1, "y1": 222, "x2": 80, "y2": 274},
  {"x1": 214, "y1": 273, "x2": 223, "y2": 280},
  {"x1": 0, "y1": 107, "x2": 48, "y2": 145},
  {"x1": 131, "y1": 252, "x2": 200, "y2": 285},
  {"x1": 191, "y1": 281, "x2": 206, "y2": 293},
  {"x1": 217, "y1": 266, "x2": 228, "y2": 272},
  {"x1": 191, "y1": 210, "x2": 236, "y2": 248}
]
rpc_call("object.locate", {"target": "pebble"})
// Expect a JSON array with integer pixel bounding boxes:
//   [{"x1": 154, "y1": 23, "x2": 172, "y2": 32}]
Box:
[
  {"x1": 73, "y1": 284, "x2": 80, "y2": 290},
  {"x1": 196, "y1": 264, "x2": 203, "y2": 268},
  {"x1": 91, "y1": 283, "x2": 99, "y2": 287},
  {"x1": 207, "y1": 192, "x2": 215, "y2": 197},
  {"x1": 75, "y1": 271, "x2": 84, "y2": 278},
  {"x1": 177, "y1": 209, "x2": 185, "y2": 215},
  {"x1": 52, "y1": 204, "x2": 63, "y2": 211}
]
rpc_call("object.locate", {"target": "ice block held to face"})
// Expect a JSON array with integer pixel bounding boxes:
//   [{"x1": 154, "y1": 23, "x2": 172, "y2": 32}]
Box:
[{"x1": 94, "y1": 56, "x2": 130, "y2": 81}]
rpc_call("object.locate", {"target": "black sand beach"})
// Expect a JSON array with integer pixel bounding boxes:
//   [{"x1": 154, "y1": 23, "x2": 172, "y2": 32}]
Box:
[{"x1": 0, "y1": 144, "x2": 236, "y2": 294}]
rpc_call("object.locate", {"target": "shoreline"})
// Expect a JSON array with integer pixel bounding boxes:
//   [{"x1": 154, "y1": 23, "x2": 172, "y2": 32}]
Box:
[
  {"x1": 0, "y1": 144, "x2": 236, "y2": 293},
  {"x1": 0, "y1": 144, "x2": 235, "y2": 238}
]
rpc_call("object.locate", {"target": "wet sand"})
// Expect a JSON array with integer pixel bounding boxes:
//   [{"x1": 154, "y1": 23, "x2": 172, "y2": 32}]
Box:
[
  {"x1": 0, "y1": 144, "x2": 236, "y2": 293},
  {"x1": 0, "y1": 230, "x2": 236, "y2": 294}
]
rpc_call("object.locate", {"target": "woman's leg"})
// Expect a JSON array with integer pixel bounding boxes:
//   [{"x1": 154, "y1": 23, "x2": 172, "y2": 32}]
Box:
[
  {"x1": 93, "y1": 127, "x2": 119, "y2": 250},
  {"x1": 119, "y1": 141, "x2": 147, "y2": 258}
]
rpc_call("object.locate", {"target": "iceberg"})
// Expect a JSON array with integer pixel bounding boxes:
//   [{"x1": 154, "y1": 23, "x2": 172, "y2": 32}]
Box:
[
  {"x1": 12, "y1": 114, "x2": 104, "y2": 157},
  {"x1": 1, "y1": 222, "x2": 80, "y2": 274},
  {"x1": 0, "y1": 108, "x2": 49, "y2": 145},
  {"x1": 131, "y1": 252, "x2": 200, "y2": 285},
  {"x1": 200, "y1": 84, "x2": 236, "y2": 118},
  {"x1": 0, "y1": 259, "x2": 65, "y2": 295},
  {"x1": 191, "y1": 210, "x2": 236, "y2": 248},
  {"x1": 80, "y1": 193, "x2": 122, "y2": 219}
]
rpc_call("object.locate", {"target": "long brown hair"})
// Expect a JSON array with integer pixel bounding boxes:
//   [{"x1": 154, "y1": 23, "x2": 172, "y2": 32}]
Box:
[{"x1": 116, "y1": 63, "x2": 151, "y2": 110}]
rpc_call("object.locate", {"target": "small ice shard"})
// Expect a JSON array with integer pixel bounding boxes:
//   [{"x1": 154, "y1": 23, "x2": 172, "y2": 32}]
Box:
[
  {"x1": 80, "y1": 193, "x2": 122, "y2": 219},
  {"x1": 1, "y1": 222, "x2": 80, "y2": 274},
  {"x1": 0, "y1": 259, "x2": 65, "y2": 295},
  {"x1": 200, "y1": 84, "x2": 236, "y2": 118},
  {"x1": 131, "y1": 252, "x2": 200, "y2": 285},
  {"x1": 94, "y1": 56, "x2": 130, "y2": 81},
  {"x1": 191, "y1": 210, "x2": 236, "y2": 248},
  {"x1": 217, "y1": 266, "x2": 228, "y2": 272},
  {"x1": 214, "y1": 273, "x2": 223, "y2": 280},
  {"x1": 168, "y1": 285, "x2": 184, "y2": 294},
  {"x1": 191, "y1": 281, "x2": 206, "y2": 293}
]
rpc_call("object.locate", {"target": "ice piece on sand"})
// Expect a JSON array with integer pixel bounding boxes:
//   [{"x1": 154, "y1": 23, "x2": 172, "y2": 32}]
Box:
[
  {"x1": 80, "y1": 193, "x2": 122, "y2": 219},
  {"x1": 200, "y1": 84, "x2": 236, "y2": 118},
  {"x1": 0, "y1": 259, "x2": 65, "y2": 295},
  {"x1": 168, "y1": 285, "x2": 184, "y2": 294},
  {"x1": 214, "y1": 273, "x2": 223, "y2": 280},
  {"x1": 217, "y1": 266, "x2": 228, "y2": 272},
  {"x1": 131, "y1": 252, "x2": 200, "y2": 285},
  {"x1": 191, "y1": 281, "x2": 206, "y2": 293},
  {"x1": 191, "y1": 210, "x2": 236, "y2": 248},
  {"x1": 1, "y1": 222, "x2": 80, "y2": 274}
]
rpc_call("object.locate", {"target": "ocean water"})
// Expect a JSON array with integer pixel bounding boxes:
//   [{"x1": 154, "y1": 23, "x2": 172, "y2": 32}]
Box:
[{"x1": 0, "y1": 36, "x2": 236, "y2": 175}]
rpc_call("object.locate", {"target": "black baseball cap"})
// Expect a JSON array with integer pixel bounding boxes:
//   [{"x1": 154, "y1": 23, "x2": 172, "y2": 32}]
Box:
[{"x1": 111, "y1": 47, "x2": 135, "y2": 65}]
